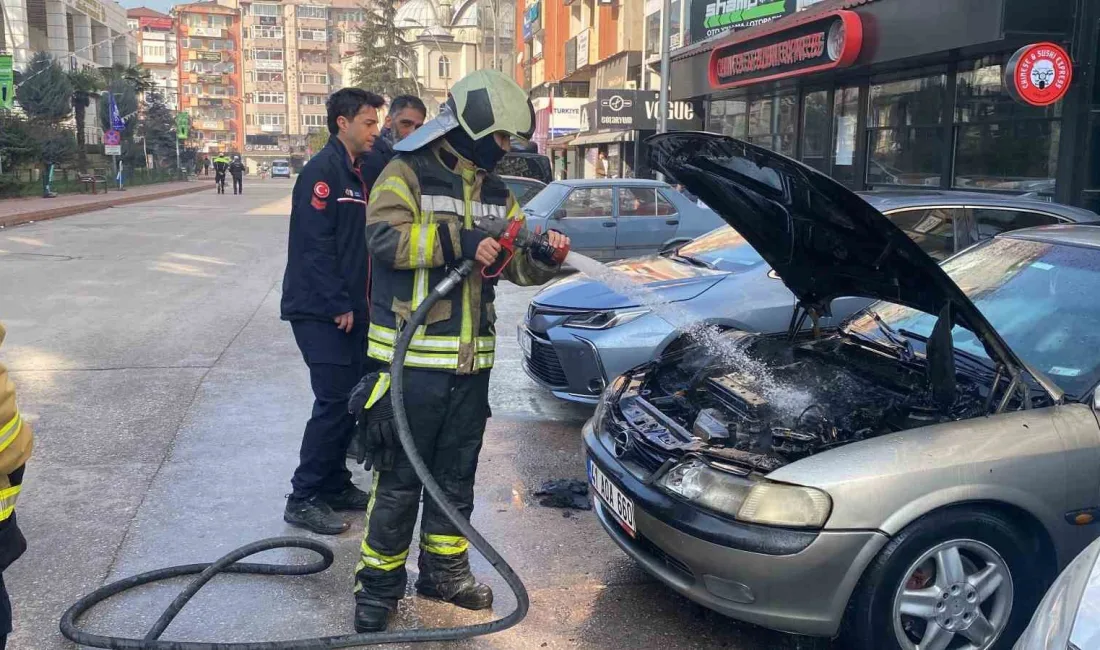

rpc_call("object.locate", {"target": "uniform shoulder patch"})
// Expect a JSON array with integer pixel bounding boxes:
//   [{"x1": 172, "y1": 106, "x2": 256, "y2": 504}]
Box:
[
  {"x1": 313, "y1": 181, "x2": 331, "y2": 199},
  {"x1": 311, "y1": 196, "x2": 327, "y2": 210}
]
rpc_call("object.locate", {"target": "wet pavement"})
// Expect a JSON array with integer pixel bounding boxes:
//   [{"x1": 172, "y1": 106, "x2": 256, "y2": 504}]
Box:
[{"x1": 0, "y1": 179, "x2": 832, "y2": 649}]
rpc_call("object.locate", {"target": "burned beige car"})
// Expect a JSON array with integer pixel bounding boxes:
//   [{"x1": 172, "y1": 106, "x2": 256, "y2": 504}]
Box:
[{"x1": 583, "y1": 133, "x2": 1100, "y2": 650}]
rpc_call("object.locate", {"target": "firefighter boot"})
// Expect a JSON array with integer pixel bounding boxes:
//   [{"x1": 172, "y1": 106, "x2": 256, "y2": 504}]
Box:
[
  {"x1": 354, "y1": 602, "x2": 392, "y2": 633},
  {"x1": 415, "y1": 550, "x2": 494, "y2": 610}
]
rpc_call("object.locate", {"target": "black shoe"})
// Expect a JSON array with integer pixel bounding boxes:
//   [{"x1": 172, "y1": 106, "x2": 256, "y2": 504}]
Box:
[
  {"x1": 354, "y1": 602, "x2": 391, "y2": 632},
  {"x1": 323, "y1": 484, "x2": 370, "y2": 511},
  {"x1": 416, "y1": 581, "x2": 493, "y2": 611},
  {"x1": 283, "y1": 495, "x2": 348, "y2": 535}
]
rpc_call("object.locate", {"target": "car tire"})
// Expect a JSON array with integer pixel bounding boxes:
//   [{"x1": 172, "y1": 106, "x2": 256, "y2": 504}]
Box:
[{"x1": 842, "y1": 507, "x2": 1042, "y2": 650}]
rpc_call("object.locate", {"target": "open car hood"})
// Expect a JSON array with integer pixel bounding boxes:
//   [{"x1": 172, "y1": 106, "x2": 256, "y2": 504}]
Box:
[{"x1": 647, "y1": 132, "x2": 1040, "y2": 389}]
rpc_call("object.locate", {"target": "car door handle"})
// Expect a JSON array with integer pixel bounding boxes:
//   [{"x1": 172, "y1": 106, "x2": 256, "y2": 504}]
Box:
[
  {"x1": 665, "y1": 219, "x2": 680, "y2": 225},
  {"x1": 602, "y1": 221, "x2": 616, "y2": 227}
]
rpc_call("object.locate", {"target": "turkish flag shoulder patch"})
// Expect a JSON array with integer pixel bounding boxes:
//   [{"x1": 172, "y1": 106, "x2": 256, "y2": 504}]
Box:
[
  {"x1": 311, "y1": 196, "x2": 327, "y2": 210},
  {"x1": 313, "y1": 181, "x2": 331, "y2": 199}
]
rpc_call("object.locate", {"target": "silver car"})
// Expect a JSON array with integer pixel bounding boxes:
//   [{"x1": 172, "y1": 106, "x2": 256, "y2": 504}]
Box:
[
  {"x1": 523, "y1": 191, "x2": 1096, "y2": 404},
  {"x1": 1016, "y1": 536, "x2": 1100, "y2": 649},
  {"x1": 584, "y1": 132, "x2": 1100, "y2": 649}
]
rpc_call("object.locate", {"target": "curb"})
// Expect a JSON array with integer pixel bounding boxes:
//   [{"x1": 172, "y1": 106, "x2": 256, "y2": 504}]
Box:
[{"x1": 0, "y1": 184, "x2": 213, "y2": 229}]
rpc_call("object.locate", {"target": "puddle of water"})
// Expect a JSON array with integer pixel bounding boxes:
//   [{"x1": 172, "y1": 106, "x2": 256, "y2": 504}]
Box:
[{"x1": 564, "y1": 250, "x2": 812, "y2": 414}]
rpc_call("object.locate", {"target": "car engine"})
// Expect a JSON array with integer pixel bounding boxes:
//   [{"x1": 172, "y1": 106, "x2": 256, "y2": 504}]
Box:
[{"x1": 620, "y1": 332, "x2": 986, "y2": 470}]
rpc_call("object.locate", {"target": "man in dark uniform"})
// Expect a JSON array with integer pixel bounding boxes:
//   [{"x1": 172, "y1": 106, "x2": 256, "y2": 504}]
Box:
[
  {"x1": 358, "y1": 95, "x2": 427, "y2": 189},
  {"x1": 229, "y1": 155, "x2": 246, "y2": 195},
  {"x1": 280, "y1": 88, "x2": 384, "y2": 535}
]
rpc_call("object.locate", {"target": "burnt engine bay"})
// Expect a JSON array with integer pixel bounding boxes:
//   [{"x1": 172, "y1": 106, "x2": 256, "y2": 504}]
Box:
[{"x1": 609, "y1": 333, "x2": 988, "y2": 472}]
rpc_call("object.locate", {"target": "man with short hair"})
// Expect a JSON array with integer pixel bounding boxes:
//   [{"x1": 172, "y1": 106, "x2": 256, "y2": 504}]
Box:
[
  {"x1": 229, "y1": 155, "x2": 245, "y2": 195},
  {"x1": 359, "y1": 94, "x2": 427, "y2": 191},
  {"x1": 280, "y1": 88, "x2": 384, "y2": 535}
]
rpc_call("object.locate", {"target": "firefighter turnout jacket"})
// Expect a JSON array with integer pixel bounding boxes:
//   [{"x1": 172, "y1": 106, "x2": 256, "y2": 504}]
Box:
[
  {"x1": 0, "y1": 323, "x2": 33, "y2": 572},
  {"x1": 366, "y1": 139, "x2": 556, "y2": 374},
  {"x1": 281, "y1": 136, "x2": 371, "y2": 323}
]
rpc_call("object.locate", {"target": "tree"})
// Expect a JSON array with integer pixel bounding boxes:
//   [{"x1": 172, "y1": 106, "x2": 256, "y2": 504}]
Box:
[
  {"x1": 100, "y1": 63, "x2": 157, "y2": 95},
  {"x1": 15, "y1": 52, "x2": 73, "y2": 125},
  {"x1": 98, "y1": 79, "x2": 138, "y2": 137},
  {"x1": 352, "y1": 0, "x2": 418, "y2": 99},
  {"x1": 67, "y1": 68, "x2": 105, "y2": 171},
  {"x1": 308, "y1": 130, "x2": 329, "y2": 157},
  {"x1": 140, "y1": 92, "x2": 178, "y2": 168},
  {"x1": 0, "y1": 112, "x2": 39, "y2": 169}
]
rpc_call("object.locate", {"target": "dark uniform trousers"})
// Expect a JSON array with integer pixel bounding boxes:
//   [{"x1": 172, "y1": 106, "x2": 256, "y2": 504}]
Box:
[
  {"x1": 354, "y1": 368, "x2": 491, "y2": 608},
  {"x1": 289, "y1": 319, "x2": 366, "y2": 499}
]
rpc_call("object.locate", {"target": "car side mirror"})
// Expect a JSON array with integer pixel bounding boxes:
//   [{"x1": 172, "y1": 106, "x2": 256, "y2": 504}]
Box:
[
  {"x1": 1093, "y1": 391, "x2": 1100, "y2": 412},
  {"x1": 553, "y1": 208, "x2": 567, "y2": 220}
]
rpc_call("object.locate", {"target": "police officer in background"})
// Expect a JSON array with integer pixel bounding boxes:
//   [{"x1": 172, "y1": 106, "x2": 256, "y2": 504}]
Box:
[{"x1": 280, "y1": 88, "x2": 384, "y2": 535}]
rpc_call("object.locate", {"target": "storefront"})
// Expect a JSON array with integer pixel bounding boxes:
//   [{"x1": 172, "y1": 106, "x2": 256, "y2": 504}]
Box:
[
  {"x1": 571, "y1": 88, "x2": 704, "y2": 179},
  {"x1": 669, "y1": 0, "x2": 1100, "y2": 210}
]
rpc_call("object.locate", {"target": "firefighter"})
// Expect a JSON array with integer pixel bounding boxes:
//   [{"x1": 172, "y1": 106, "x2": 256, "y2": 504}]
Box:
[
  {"x1": 349, "y1": 70, "x2": 570, "y2": 632},
  {"x1": 280, "y1": 88, "x2": 383, "y2": 535},
  {"x1": 0, "y1": 323, "x2": 34, "y2": 648}
]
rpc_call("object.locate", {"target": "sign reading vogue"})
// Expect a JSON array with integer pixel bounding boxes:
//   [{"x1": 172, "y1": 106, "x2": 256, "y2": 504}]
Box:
[
  {"x1": 1005, "y1": 42, "x2": 1072, "y2": 107},
  {"x1": 595, "y1": 89, "x2": 703, "y2": 131},
  {"x1": 709, "y1": 10, "x2": 862, "y2": 90}
]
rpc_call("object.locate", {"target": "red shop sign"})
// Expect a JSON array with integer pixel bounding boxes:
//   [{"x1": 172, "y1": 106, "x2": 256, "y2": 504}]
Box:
[
  {"x1": 708, "y1": 10, "x2": 863, "y2": 91},
  {"x1": 1005, "y1": 42, "x2": 1072, "y2": 107}
]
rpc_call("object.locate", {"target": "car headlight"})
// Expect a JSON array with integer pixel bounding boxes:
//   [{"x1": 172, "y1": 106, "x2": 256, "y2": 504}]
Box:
[
  {"x1": 563, "y1": 309, "x2": 650, "y2": 330},
  {"x1": 657, "y1": 459, "x2": 831, "y2": 528},
  {"x1": 592, "y1": 375, "x2": 626, "y2": 430}
]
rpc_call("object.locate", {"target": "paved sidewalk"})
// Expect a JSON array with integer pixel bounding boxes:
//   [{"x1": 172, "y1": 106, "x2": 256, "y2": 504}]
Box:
[{"x1": 0, "y1": 181, "x2": 213, "y2": 228}]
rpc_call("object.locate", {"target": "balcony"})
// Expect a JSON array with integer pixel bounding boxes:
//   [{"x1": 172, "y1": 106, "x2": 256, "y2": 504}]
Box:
[
  {"x1": 297, "y1": 83, "x2": 329, "y2": 95},
  {"x1": 253, "y1": 59, "x2": 285, "y2": 72},
  {"x1": 189, "y1": 26, "x2": 224, "y2": 39},
  {"x1": 296, "y1": 16, "x2": 327, "y2": 29},
  {"x1": 297, "y1": 59, "x2": 328, "y2": 73},
  {"x1": 297, "y1": 38, "x2": 328, "y2": 50}
]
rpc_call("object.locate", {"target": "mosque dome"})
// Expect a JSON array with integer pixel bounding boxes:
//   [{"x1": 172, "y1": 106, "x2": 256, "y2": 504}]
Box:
[{"x1": 395, "y1": 0, "x2": 442, "y2": 30}]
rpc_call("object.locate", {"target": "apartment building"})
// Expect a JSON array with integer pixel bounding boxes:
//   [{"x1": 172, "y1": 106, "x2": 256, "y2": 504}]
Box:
[
  {"x1": 127, "y1": 7, "x2": 179, "y2": 110},
  {"x1": 175, "y1": 0, "x2": 243, "y2": 154},
  {"x1": 230, "y1": 0, "x2": 368, "y2": 169}
]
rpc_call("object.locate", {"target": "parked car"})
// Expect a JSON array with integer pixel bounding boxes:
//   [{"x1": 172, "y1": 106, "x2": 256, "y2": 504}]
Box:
[
  {"x1": 521, "y1": 178, "x2": 725, "y2": 263},
  {"x1": 584, "y1": 132, "x2": 1100, "y2": 649},
  {"x1": 522, "y1": 188, "x2": 1097, "y2": 403},
  {"x1": 503, "y1": 175, "x2": 546, "y2": 207},
  {"x1": 1015, "y1": 535, "x2": 1100, "y2": 649},
  {"x1": 271, "y1": 159, "x2": 292, "y2": 179}
]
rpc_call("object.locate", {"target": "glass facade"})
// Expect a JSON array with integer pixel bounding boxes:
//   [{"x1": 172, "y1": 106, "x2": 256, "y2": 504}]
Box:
[{"x1": 704, "y1": 55, "x2": 1068, "y2": 198}]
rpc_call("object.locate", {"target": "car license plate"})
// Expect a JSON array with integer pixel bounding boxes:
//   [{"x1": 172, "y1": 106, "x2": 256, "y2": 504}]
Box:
[
  {"x1": 588, "y1": 459, "x2": 635, "y2": 537},
  {"x1": 518, "y1": 326, "x2": 533, "y2": 358}
]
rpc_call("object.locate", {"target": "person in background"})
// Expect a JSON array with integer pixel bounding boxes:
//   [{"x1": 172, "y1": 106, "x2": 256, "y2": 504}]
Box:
[
  {"x1": 596, "y1": 150, "x2": 610, "y2": 178},
  {"x1": 212, "y1": 154, "x2": 230, "y2": 193},
  {"x1": 280, "y1": 88, "x2": 383, "y2": 535},
  {"x1": 359, "y1": 95, "x2": 427, "y2": 191},
  {"x1": 229, "y1": 156, "x2": 246, "y2": 195},
  {"x1": 203, "y1": 157, "x2": 211, "y2": 176},
  {"x1": 0, "y1": 323, "x2": 34, "y2": 649}
]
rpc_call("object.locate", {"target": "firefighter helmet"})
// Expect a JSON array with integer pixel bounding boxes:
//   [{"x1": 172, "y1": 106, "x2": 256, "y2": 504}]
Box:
[{"x1": 394, "y1": 70, "x2": 535, "y2": 153}]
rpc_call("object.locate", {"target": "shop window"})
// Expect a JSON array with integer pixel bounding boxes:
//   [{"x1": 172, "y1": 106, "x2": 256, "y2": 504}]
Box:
[
  {"x1": 885, "y1": 208, "x2": 959, "y2": 260},
  {"x1": 866, "y1": 74, "x2": 946, "y2": 187},
  {"x1": 971, "y1": 208, "x2": 1062, "y2": 239},
  {"x1": 800, "y1": 91, "x2": 829, "y2": 173},
  {"x1": 562, "y1": 187, "x2": 614, "y2": 218},
  {"x1": 747, "y1": 94, "x2": 796, "y2": 157},
  {"x1": 619, "y1": 188, "x2": 677, "y2": 217},
  {"x1": 832, "y1": 87, "x2": 859, "y2": 186},
  {"x1": 952, "y1": 59, "x2": 1061, "y2": 193},
  {"x1": 707, "y1": 99, "x2": 747, "y2": 138}
]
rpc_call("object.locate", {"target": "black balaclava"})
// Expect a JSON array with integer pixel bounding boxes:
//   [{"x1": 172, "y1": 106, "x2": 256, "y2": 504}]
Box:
[{"x1": 444, "y1": 124, "x2": 508, "y2": 172}]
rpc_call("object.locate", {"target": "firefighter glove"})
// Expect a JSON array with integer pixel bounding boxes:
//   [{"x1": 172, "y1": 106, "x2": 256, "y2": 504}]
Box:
[{"x1": 348, "y1": 371, "x2": 398, "y2": 472}]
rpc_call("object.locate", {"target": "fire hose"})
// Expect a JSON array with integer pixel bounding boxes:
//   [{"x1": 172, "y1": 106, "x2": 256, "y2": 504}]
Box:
[{"x1": 58, "y1": 257, "x2": 530, "y2": 649}]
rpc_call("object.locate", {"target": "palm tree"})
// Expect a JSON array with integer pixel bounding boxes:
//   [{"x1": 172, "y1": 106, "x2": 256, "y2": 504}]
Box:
[
  {"x1": 67, "y1": 68, "x2": 104, "y2": 171},
  {"x1": 100, "y1": 63, "x2": 157, "y2": 96}
]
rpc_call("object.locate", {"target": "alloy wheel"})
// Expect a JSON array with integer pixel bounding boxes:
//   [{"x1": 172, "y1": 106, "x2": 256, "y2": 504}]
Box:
[{"x1": 891, "y1": 538, "x2": 1014, "y2": 650}]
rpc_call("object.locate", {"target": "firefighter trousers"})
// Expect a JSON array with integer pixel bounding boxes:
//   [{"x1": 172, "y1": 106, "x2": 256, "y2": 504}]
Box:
[{"x1": 353, "y1": 368, "x2": 491, "y2": 609}]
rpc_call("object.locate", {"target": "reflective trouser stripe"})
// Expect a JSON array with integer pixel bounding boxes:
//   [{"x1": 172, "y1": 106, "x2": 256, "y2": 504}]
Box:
[
  {"x1": 0, "y1": 485, "x2": 20, "y2": 523},
  {"x1": 421, "y1": 534, "x2": 468, "y2": 556},
  {"x1": 367, "y1": 341, "x2": 460, "y2": 369},
  {"x1": 355, "y1": 473, "x2": 409, "y2": 578},
  {"x1": 0, "y1": 411, "x2": 22, "y2": 454}
]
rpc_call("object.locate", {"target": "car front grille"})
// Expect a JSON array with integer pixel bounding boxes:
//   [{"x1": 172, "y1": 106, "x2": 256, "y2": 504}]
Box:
[
  {"x1": 527, "y1": 340, "x2": 568, "y2": 387},
  {"x1": 630, "y1": 531, "x2": 694, "y2": 581}
]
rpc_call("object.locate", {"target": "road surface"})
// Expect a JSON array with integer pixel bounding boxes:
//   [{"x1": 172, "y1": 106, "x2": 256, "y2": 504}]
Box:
[{"x1": 0, "y1": 179, "x2": 827, "y2": 649}]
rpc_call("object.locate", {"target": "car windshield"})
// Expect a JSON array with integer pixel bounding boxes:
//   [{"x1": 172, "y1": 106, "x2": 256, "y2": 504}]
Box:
[
  {"x1": 847, "y1": 236, "x2": 1100, "y2": 398},
  {"x1": 506, "y1": 180, "x2": 545, "y2": 207},
  {"x1": 523, "y1": 183, "x2": 570, "y2": 215},
  {"x1": 671, "y1": 226, "x2": 766, "y2": 273}
]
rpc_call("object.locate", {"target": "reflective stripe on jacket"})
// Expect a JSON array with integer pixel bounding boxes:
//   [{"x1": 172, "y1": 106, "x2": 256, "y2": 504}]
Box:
[
  {"x1": 366, "y1": 139, "x2": 556, "y2": 374},
  {"x1": 0, "y1": 322, "x2": 33, "y2": 571}
]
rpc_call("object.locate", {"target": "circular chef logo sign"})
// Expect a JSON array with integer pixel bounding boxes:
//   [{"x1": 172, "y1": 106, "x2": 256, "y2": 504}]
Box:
[
  {"x1": 1005, "y1": 42, "x2": 1072, "y2": 106},
  {"x1": 826, "y1": 20, "x2": 845, "y2": 61}
]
